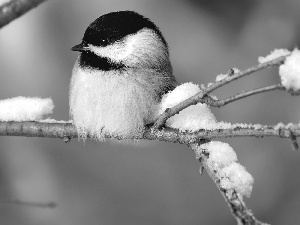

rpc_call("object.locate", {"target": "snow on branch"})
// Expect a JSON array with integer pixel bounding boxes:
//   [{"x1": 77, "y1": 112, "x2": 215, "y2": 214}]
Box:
[
  {"x1": 0, "y1": 96, "x2": 54, "y2": 121},
  {"x1": 0, "y1": 0, "x2": 47, "y2": 28},
  {"x1": 1, "y1": 46, "x2": 299, "y2": 225},
  {"x1": 191, "y1": 143, "x2": 268, "y2": 225},
  {"x1": 153, "y1": 53, "x2": 290, "y2": 129}
]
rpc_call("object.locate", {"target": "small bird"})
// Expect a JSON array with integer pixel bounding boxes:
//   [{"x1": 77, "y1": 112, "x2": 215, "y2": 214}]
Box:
[{"x1": 70, "y1": 10, "x2": 177, "y2": 140}]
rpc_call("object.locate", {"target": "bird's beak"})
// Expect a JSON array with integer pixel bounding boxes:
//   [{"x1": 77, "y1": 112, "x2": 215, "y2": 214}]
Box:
[{"x1": 71, "y1": 42, "x2": 90, "y2": 52}]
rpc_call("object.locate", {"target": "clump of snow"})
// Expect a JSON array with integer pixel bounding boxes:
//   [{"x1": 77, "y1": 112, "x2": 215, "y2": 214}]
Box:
[
  {"x1": 274, "y1": 122, "x2": 285, "y2": 130},
  {"x1": 158, "y1": 83, "x2": 267, "y2": 132},
  {"x1": 232, "y1": 67, "x2": 241, "y2": 74},
  {"x1": 166, "y1": 104, "x2": 217, "y2": 132},
  {"x1": 215, "y1": 121, "x2": 234, "y2": 129},
  {"x1": 160, "y1": 82, "x2": 200, "y2": 107},
  {"x1": 279, "y1": 48, "x2": 300, "y2": 92},
  {"x1": 158, "y1": 82, "x2": 272, "y2": 132},
  {"x1": 39, "y1": 118, "x2": 70, "y2": 123},
  {"x1": 201, "y1": 142, "x2": 238, "y2": 170},
  {"x1": 219, "y1": 162, "x2": 254, "y2": 198},
  {"x1": 0, "y1": 97, "x2": 54, "y2": 121},
  {"x1": 206, "y1": 82, "x2": 214, "y2": 88},
  {"x1": 159, "y1": 82, "x2": 218, "y2": 132},
  {"x1": 194, "y1": 141, "x2": 254, "y2": 197},
  {"x1": 215, "y1": 68, "x2": 240, "y2": 82},
  {"x1": 258, "y1": 48, "x2": 291, "y2": 64},
  {"x1": 215, "y1": 73, "x2": 227, "y2": 82}
]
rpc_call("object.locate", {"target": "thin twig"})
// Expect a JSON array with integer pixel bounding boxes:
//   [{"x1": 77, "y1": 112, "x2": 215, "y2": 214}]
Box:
[
  {"x1": 209, "y1": 84, "x2": 286, "y2": 107},
  {"x1": 153, "y1": 55, "x2": 289, "y2": 129},
  {"x1": 206, "y1": 55, "x2": 287, "y2": 93},
  {"x1": 190, "y1": 143, "x2": 268, "y2": 225},
  {"x1": 0, "y1": 0, "x2": 47, "y2": 29},
  {"x1": 288, "y1": 130, "x2": 299, "y2": 151}
]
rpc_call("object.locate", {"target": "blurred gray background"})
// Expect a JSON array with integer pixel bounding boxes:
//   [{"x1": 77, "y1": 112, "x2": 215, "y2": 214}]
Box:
[{"x1": 1, "y1": 0, "x2": 300, "y2": 224}]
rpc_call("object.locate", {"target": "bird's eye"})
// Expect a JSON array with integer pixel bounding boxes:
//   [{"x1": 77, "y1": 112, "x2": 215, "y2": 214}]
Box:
[{"x1": 99, "y1": 38, "x2": 108, "y2": 45}]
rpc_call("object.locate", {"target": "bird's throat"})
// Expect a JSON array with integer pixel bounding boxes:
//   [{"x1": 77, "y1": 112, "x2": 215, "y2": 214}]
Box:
[{"x1": 79, "y1": 51, "x2": 126, "y2": 71}]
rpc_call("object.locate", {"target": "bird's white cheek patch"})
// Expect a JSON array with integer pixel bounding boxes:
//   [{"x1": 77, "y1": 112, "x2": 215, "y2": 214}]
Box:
[
  {"x1": 88, "y1": 29, "x2": 158, "y2": 63},
  {"x1": 89, "y1": 39, "x2": 134, "y2": 62}
]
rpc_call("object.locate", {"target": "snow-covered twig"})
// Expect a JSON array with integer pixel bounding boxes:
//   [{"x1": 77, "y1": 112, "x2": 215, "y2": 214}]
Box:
[
  {"x1": 153, "y1": 55, "x2": 289, "y2": 129},
  {"x1": 0, "y1": 0, "x2": 47, "y2": 28},
  {"x1": 190, "y1": 143, "x2": 268, "y2": 225}
]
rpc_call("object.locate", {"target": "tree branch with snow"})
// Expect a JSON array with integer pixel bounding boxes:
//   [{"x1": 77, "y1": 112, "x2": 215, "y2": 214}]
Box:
[
  {"x1": 191, "y1": 142, "x2": 267, "y2": 225},
  {"x1": 153, "y1": 50, "x2": 292, "y2": 129},
  {"x1": 1, "y1": 48, "x2": 300, "y2": 225}
]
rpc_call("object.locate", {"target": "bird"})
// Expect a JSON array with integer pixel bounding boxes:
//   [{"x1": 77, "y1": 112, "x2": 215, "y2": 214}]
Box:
[{"x1": 69, "y1": 10, "x2": 177, "y2": 140}]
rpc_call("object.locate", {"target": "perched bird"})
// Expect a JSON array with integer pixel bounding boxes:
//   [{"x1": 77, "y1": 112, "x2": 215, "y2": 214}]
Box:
[{"x1": 70, "y1": 10, "x2": 177, "y2": 140}]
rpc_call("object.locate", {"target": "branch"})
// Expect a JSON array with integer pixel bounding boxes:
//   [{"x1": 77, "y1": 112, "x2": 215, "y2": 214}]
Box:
[
  {"x1": 1, "y1": 121, "x2": 299, "y2": 147},
  {"x1": 190, "y1": 143, "x2": 268, "y2": 225},
  {"x1": 205, "y1": 55, "x2": 287, "y2": 93},
  {"x1": 153, "y1": 55, "x2": 289, "y2": 129},
  {"x1": 208, "y1": 84, "x2": 286, "y2": 107},
  {"x1": 0, "y1": 0, "x2": 47, "y2": 29}
]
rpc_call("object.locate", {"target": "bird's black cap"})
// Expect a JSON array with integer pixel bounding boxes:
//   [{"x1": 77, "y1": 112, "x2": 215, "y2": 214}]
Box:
[{"x1": 80, "y1": 10, "x2": 167, "y2": 48}]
